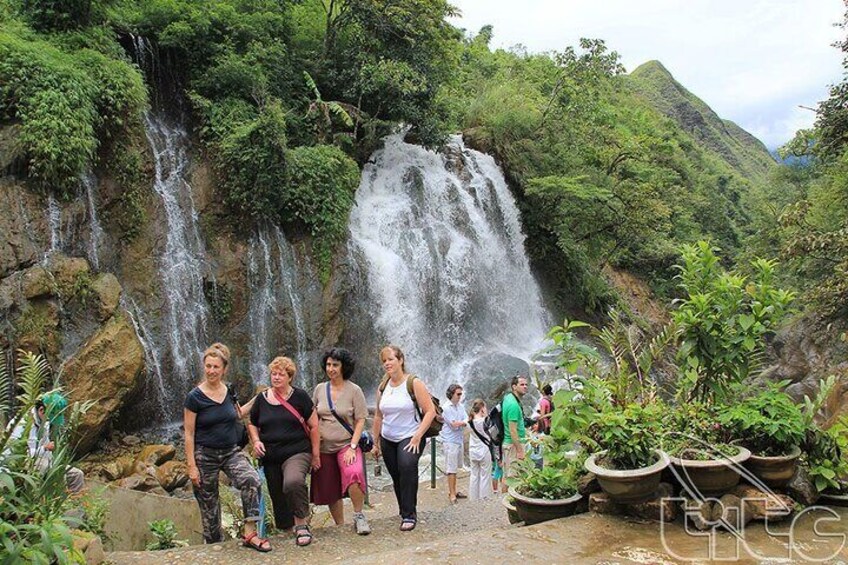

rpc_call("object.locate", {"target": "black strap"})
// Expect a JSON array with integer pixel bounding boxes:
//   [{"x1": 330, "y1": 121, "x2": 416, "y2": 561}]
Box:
[
  {"x1": 326, "y1": 383, "x2": 355, "y2": 437},
  {"x1": 469, "y1": 417, "x2": 492, "y2": 448}
]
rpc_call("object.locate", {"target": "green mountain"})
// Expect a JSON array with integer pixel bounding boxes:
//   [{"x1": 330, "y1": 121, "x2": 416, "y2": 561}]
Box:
[{"x1": 628, "y1": 60, "x2": 776, "y2": 183}]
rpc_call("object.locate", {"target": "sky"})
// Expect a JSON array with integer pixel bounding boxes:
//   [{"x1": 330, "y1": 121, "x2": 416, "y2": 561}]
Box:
[{"x1": 447, "y1": 0, "x2": 845, "y2": 149}]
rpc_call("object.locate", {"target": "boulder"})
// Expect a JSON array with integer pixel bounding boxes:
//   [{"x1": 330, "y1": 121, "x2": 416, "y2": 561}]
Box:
[
  {"x1": 732, "y1": 484, "x2": 795, "y2": 521},
  {"x1": 589, "y1": 483, "x2": 677, "y2": 522},
  {"x1": 64, "y1": 312, "x2": 146, "y2": 454},
  {"x1": 49, "y1": 256, "x2": 90, "y2": 298},
  {"x1": 117, "y1": 472, "x2": 161, "y2": 492},
  {"x1": 681, "y1": 497, "x2": 715, "y2": 531},
  {"x1": 99, "y1": 455, "x2": 136, "y2": 481},
  {"x1": 156, "y1": 460, "x2": 189, "y2": 492},
  {"x1": 72, "y1": 530, "x2": 106, "y2": 565},
  {"x1": 714, "y1": 493, "x2": 755, "y2": 529},
  {"x1": 90, "y1": 273, "x2": 121, "y2": 321},
  {"x1": 136, "y1": 444, "x2": 176, "y2": 467},
  {"x1": 21, "y1": 266, "x2": 53, "y2": 299},
  {"x1": 787, "y1": 466, "x2": 820, "y2": 506},
  {"x1": 121, "y1": 435, "x2": 141, "y2": 447},
  {"x1": 577, "y1": 472, "x2": 602, "y2": 496}
]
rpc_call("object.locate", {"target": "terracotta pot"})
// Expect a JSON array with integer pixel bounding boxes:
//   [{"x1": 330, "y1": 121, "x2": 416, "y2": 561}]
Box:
[
  {"x1": 745, "y1": 446, "x2": 802, "y2": 488},
  {"x1": 584, "y1": 449, "x2": 670, "y2": 503},
  {"x1": 819, "y1": 491, "x2": 848, "y2": 507},
  {"x1": 669, "y1": 446, "x2": 751, "y2": 497},
  {"x1": 507, "y1": 487, "x2": 583, "y2": 526},
  {"x1": 502, "y1": 495, "x2": 522, "y2": 524}
]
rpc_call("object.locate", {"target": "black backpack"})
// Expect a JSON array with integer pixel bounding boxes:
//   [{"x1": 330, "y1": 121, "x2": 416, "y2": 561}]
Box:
[{"x1": 485, "y1": 402, "x2": 506, "y2": 446}]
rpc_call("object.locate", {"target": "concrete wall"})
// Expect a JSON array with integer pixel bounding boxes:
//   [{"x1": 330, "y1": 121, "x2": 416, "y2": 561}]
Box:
[{"x1": 91, "y1": 481, "x2": 203, "y2": 550}]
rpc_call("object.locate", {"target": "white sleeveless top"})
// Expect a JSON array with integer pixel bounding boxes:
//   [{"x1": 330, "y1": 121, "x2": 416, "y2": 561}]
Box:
[{"x1": 379, "y1": 377, "x2": 420, "y2": 442}]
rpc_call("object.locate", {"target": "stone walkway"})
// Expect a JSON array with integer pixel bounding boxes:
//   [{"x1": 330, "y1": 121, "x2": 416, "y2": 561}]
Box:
[{"x1": 110, "y1": 475, "x2": 848, "y2": 564}]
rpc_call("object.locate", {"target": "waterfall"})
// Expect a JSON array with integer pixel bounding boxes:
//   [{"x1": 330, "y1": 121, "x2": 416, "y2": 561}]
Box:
[
  {"x1": 246, "y1": 226, "x2": 311, "y2": 387},
  {"x1": 348, "y1": 134, "x2": 549, "y2": 394},
  {"x1": 47, "y1": 195, "x2": 62, "y2": 254},
  {"x1": 82, "y1": 171, "x2": 104, "y2": 271},
  {"x1": 123, "y1": 296, "x2": 168, "y2": 419},
  {"x1": 142, "y1": 111, "x2": 210, "y2": 410}
]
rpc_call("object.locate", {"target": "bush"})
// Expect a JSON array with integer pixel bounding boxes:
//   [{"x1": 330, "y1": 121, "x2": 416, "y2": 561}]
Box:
[
  {"x1": 0, "y1": 351, "x2": 87, "y2": 564},
  {"x1": 0, "y1": 28, "x2": 146, "y2": 198},
  {"x1": 717, "y1": 384, "x2": 805, "y2": 456},
  {"x1": 146, "y1": 519, "x2": 187, "y2": 551},
  {"x1": 283, "y1": 144, "x2": 359, "y2": 282}
]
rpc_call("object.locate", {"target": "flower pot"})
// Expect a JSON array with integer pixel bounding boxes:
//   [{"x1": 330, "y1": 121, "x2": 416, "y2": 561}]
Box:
[
  {"x1": 669, "y1": 446, "x2": 751, "y2": 497},
  {"x1": 502, "y1": 495, "x2": 522, "y2": 524},
  {"x1": 584, "y1": 449, "x2": 670, "y2": 504},
  {"x1": 745, "y1": 446, "x2": 802, "y2": 488},
  {"x1": 819, "y1": 491, "x2": 848, "y2": 508},
  {"x1": 507, "y1": 487, "x2": 583, "y2": 526}
]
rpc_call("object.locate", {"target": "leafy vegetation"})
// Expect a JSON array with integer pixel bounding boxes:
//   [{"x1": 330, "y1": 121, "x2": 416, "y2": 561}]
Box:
[
  {"x1": 717, "y1": 383, "x2": 805, "y2": 457},
  {"x1": 673, "y1": 242, "x2": 794, "y2": 403},
  {"x1": 0, "y1": 351, "x2": 88, "y2": 564},
  {"x1": 145, "y1": 519, "x2": 188, "y2": 551}
]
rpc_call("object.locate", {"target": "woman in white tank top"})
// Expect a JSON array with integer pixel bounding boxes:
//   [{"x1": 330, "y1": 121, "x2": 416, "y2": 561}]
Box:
[{"x1": 371, "y1": 345, "x2": 436, "y2": 532}]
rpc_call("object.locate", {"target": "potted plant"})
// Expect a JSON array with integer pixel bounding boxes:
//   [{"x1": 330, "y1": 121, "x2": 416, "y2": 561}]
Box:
[
  {"x1": 507, "y1": 445, "x2": 584, "y2": 525},
  {"x1": 718, "y1": 384, "x2": 805, "y2": 488},
  {"x1": 583, "y1": 402, "x2": 670, "y2": 503},
  {"x1": 800, "y1": 377, "x2": 848, "y2": 505},
  {"x1": 663, "y1": 402, "x2": 751, "y2": 496}
]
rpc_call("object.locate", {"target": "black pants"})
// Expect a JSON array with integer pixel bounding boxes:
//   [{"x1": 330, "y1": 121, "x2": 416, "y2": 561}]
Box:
[
  {"x1": 263, "y1": 452, "x2": 311, "y2": 530},
  {"x1": 381, "y1": 436, "x2": 426, "y2": 520}
]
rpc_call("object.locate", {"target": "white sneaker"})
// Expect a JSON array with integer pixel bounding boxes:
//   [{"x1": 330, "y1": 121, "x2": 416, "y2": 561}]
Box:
[{"x1": 354, "y1": 512, "x2": 371, "y2": 535}]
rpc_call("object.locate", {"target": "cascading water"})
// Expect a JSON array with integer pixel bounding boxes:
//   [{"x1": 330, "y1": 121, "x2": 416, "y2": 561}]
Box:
[
  {"x1": 46, "y1": 195, "x2": 62, "y2": 254},
  {"x1": 141, "y1": 112, "x2": 210, "y2": 415},
  {"x1": 82, "y1": 171, "x2": 105, "y2": 271},
  {"x1": 123, "y1": 296, "x2": 168, "y2": 419},
  {"x1": 349, "y1": 134, "x2": 549, "y2": 394},
  {"x1": 246, "y1": 226, "x2": 311, "y2": 386}
]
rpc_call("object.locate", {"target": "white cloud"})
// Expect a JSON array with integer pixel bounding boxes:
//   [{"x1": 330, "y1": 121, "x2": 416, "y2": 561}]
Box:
[{"x1": 449, "y1": 0, "x2": 844, "y2": 148}]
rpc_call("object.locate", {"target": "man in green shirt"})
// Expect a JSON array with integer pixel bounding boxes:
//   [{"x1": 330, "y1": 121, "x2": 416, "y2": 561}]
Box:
[{"x1": 501, "y1": 375, "x2": 528, "y2": 484}]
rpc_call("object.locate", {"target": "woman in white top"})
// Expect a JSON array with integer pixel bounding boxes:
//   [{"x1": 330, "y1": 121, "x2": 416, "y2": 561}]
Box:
[
  {"x1": 372, "y1": 345, "x2": 436, "y2": 532},
  {"x1": 467, "y1": 399, "x2": 493, "y2": 500}
]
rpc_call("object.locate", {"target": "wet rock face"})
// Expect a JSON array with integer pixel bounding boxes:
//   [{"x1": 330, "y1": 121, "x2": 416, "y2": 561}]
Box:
[
  {"x1": 64, "y1": 312, "x2": 146, "y2": 454},
  {"x1": 0, "y1": 180, "x2": 44, "y2": 278}
]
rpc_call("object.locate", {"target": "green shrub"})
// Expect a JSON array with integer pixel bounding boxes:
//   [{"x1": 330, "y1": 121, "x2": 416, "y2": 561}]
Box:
[
  {"x1": 145, "y1": 519, "x2": 187, "y2": 551},
  {"x1": 0, "y1": 28, "x2": 146, "y2": 198},
  {"x1": 283, "y1": 144, "x2": 359, "y2": 282},
  {"x1": 674, "y1": 242, "x2": 795, "y2": 403},
  {"x1": 0, "y1": 351, "x2": 88, "y2": 564},
  {"x1": 717, "y1": 384, "x2": 805, "y2": 456},
  {"x1": 586, "y1": 402, "x2": 665, "y2": 470}
]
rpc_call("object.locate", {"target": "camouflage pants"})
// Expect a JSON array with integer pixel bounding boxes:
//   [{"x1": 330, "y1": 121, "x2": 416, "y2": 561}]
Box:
[{"x1": 193, "y1": 445, "x2": 261, "y2": 543}]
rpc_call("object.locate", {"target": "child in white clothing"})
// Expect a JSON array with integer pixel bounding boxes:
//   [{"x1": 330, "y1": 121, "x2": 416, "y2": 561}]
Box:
[{"x1": 467, "y1": 399, "x2": 493, "y2": 500}]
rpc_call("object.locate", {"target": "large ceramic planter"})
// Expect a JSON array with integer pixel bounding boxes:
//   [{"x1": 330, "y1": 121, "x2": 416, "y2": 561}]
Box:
[
  {"x1": 585, "y1": 449, "x2": 670, "y2": 503},
  {"x1": 507, "y1": 486, "x2": 583, "y2": 525},
  {"x1": 669, "y1": 446, "x2": 751, "y2": 497},
  {"x1": 820, "y1": 491, "x2": 848, "y2": 507},
  {"x1": 745, "y1": 446, "x2": 802, "y2": 488},
  {"x1": 502, "y1": 495, "x2": 522, "y2": 524}
]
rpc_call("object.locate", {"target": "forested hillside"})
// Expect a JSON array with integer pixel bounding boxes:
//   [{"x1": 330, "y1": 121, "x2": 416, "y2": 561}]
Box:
[{"x1": 0, "y1": 0, "x2": 837, "y2": 322}]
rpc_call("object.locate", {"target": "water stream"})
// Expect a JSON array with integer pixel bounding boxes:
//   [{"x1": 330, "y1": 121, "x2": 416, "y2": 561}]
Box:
[{"x1": 349, "y1": 133, "x2": 549, "y2": 394}]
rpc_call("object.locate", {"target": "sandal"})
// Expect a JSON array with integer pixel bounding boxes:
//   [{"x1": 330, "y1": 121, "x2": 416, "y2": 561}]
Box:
[
  {"x1": 400, "y1": 518, "x2": 417, "y2": 532},
  {"x1": 294, "y1": 524, "x2": 313, "y2": 547},
  {"x1": 242, "y1": 531, "x2": 272, "y2": 553}
]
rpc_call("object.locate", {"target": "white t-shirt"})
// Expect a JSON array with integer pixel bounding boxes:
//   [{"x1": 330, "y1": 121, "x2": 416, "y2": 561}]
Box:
[{"x1": 468, "y1": 417, "x2": 492, "y2": 461}]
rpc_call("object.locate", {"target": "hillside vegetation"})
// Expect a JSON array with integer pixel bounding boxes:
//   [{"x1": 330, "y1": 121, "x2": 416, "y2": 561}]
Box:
[{"x1": 0, "y1": 0, "x2": 792, "y2": 312}]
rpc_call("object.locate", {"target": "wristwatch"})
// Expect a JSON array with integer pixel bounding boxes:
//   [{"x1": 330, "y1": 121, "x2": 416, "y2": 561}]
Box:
[{"x1": 350, "y1": 443, "x2": 357, "y2": 450}]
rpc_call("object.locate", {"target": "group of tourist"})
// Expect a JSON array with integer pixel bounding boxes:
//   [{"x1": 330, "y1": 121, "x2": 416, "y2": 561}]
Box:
[
  {"x1": 439, "y1": 374, "x2": 553, "y2": 504},
  {"x1": 183, "y1": 342, "x2": 436, "y2": 552}
]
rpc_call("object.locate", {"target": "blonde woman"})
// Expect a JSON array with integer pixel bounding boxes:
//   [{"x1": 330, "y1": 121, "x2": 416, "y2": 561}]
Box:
[
  {"x1": 372, "y1": 345, "x2": 436, "y2": 532},
  {"x1": 184, "y1": 344, "x2": 267, "y2": 552},
  {"x1": 248, "y1": 356, "x2": 320, "y2": 547}
]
